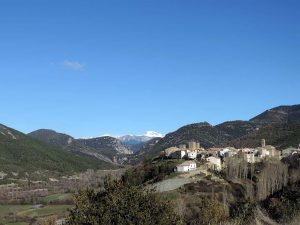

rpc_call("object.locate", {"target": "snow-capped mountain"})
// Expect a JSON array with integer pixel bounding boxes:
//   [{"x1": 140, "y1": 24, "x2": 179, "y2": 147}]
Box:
[
  {"x1": 116, "y1": 131, "x2": 164, "y2": 153},
  {"x1": 143, "y1": 131, "x2": 164, "y2": 138},
  {"x1": 118, "y1": 131, "x2": 164, "y2": 145},
  {"x1": 72, "y1": 131, "x2": 164, "y2": 153}
]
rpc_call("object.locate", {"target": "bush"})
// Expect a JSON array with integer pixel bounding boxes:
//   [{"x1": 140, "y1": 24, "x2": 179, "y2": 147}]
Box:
[
  {"x1": 41, "y1": 216, "x2": 57, "y2": 225},
  {"x1": 66, "y1": 176, "x2": 183, "y2": 225},
  {"x1": 196, "y1": 198, "x2": 229, "y2": 225},
  {"x1": 122, "y1": 160, "x2": 180, "y2": 185}
]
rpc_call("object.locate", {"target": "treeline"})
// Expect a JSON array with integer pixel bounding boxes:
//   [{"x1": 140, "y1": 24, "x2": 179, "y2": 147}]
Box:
[{"x1": 225, "y1": 158, "x2": 289, "y2": 201}]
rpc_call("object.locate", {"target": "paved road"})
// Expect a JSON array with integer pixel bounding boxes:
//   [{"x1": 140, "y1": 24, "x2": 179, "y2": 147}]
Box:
[
  {"x1": 151, "y1": 178, "x2": 193, "y2": 192},
  {"x1": 150, "y1": 168, "x2": 206, "y2": 192},
  {"x1": 149, "y1": 167, "x2": 225, "y2": 192}
]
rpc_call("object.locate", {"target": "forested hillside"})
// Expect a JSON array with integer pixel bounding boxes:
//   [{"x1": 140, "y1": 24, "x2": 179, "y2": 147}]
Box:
[{"x1": 0, "y1": 124, "x2": 114, "y2": 176}]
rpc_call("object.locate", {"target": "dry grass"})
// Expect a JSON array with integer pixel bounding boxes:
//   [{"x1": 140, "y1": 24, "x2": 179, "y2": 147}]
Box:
[
  {"x1": 286, "y1": 214, "x2": 300, "y2": 225},
  {"x1": 254, "y1": 207, "x2": 279, "y2": 225}
]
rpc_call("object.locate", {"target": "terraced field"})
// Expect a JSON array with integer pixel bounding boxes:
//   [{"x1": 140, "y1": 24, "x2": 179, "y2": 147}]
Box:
[
  {"x1": 17, "y1": 205, "x2": 70, "y2": 218},
  {"x1": 0, "y1": 202, "x2": 71, "y2": 225},
  {"x1": 41, "y1": 193, "x2": 73, "y2": 204}
]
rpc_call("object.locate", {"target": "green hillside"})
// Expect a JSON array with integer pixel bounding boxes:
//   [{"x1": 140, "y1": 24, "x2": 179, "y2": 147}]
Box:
[{"x1": 0, "y1": 124, "x2": 114, "y2": 176}]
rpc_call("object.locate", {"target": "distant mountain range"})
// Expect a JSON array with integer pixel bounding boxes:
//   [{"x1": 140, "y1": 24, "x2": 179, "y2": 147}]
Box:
[
  {"x1": 118, "y1": 131, "x2": 164, "y2": 143},
  {"x1": 28, "y1": 129, "x2": 133, "y2": 164},
  {"x1": 27, "y1": 129, "x2": 164, "y2": 165},
  {"x1": 117, "y1": 131, "x2": 164, "y2": 152},
  {"x1": 27, "y1": 130, "x2": 164, "y2": 163},
  {"x1": 135, "y1": 104, "x2": 300, "y2": 161},
  {"x1": 1, "y1": 104, "x2": 299, "y2": 174}
]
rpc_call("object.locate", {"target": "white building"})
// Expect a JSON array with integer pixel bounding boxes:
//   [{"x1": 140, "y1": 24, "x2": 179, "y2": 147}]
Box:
[
  {"x1": 175, "y1": 161, "x2": 197, "y2": 173},
  {"x1": 256, "y1": 145, "x2": 280, "y2": 158},
  {"x1": 257, "y1": 139, "x2": 281, "y2": 158},
  {"x1": 206, "y1": 156, "x2": 222, "y2": 171},
  {"x1": 187, "y1": 151, "x2": 197, "y2": 159},
  {"x1": 244, "y1": 153, "x2": 255, "y2": 163},
  {"x1": 219, "y1": 148, "x2": 238, "y2": 158},
  {"x1": 255, "y1": 147, "x2": 264, "y2": 157},
  {"x1": 266, "y1": 145, "x2": 281, "y2": 158}
]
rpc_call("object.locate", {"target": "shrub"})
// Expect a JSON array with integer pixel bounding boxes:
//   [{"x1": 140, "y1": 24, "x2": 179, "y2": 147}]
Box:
[{"x1": 66, "y1": 176, "x2": 183, "y2": 225}]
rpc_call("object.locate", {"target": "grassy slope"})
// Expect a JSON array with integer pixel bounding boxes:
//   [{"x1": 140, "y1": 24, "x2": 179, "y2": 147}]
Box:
[
  {"x1": 0, "y1": 125, "x2": 115, "y2": 175},
  {"x1": 17, "y1": 205, "x2": 70, "y2": 218},
  {"x1": 41, "y1": 193, "x2": 73, "y2": 204}
]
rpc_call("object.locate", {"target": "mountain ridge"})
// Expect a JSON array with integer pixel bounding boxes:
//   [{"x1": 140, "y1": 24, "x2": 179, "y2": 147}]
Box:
[
  {"x1": 0, "y1": 124, "x2": 115, "y2": 177},
  {"x1": 23, "y1": 104, "x2": 300, "y2": 164},
  {"x1": 28, "y1": 129, "x2": 133, "y2": 164},
  {"x1": 135, "y1": 104, "x2": 300, "y2": 161}
]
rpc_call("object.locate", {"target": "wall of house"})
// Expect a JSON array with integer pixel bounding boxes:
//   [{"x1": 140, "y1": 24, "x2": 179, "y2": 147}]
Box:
[
  {"x1": 187, "y1": 152, "x2": 197, "y2": 159},
  {"x1": 207, "y1": 157, "x2": 221, "y2": 171},
  {"x1": 177, "y1": 165, "x2": 189, "y2": 172}
]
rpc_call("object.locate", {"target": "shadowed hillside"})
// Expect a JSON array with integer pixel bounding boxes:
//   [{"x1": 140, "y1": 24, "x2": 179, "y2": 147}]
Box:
[
  {"x1": 135, "y1": 105, "x2": 300, "y2": 161},
  {"x1": 0, "y1": 124, "x2": 115, "y2": 176},
  {"x1": 29, "y1": 129, "x2": 132, "y2": 163}
]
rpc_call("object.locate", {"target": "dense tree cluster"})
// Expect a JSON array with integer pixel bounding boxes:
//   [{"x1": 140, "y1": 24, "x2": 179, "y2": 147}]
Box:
[
  {"x1": 225, "y1": 158, "x2": 255, "y2": 181},
  {"x1": 66, "y1": 176, "x2": 182, "y2": 225},
  {"x1": 122, "y1": 159, "x2": 181, "y2": 186},
  {"x1": 225, "y1": 158, "x2": 288, "y2": 201},
  {"x1": 256, "y1": 159, "x2": 288, "y2": 200}
]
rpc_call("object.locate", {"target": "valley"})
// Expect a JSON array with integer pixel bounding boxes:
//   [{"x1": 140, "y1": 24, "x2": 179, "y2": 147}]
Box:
[
  {"x1": 0, "y1": 104, "x2": 299, "y2": 224},
  {"x1": 1, "y1": 1, "x2": 298, "y2": 224}
]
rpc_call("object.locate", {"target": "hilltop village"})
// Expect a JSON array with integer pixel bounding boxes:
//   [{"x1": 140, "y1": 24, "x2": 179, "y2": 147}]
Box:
[{"x1": 162, "y1": 139, "x2": 300, "y2": 173}]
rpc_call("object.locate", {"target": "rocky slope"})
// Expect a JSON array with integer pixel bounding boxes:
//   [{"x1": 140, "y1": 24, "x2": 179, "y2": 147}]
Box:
[
  {"x1": 126, "y1": 137, "x2": 162, "y2": 164},
  {"x1": 118, "y1": 131, "x2": 164, "y2": 153},
  {"x1": 29, "y1": 129, "x2": 132, "y2": 163}
]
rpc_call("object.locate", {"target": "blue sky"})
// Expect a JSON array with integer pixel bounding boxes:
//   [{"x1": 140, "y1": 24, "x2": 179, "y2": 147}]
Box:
[{"x1": 0, "y1": 0, "x2": 299, "y2": 137}]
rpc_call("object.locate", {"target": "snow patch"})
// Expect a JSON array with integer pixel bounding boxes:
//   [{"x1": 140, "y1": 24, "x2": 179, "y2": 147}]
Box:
[
  {"x1": 144, "y1": 131, "x2": 164, "y2": 138},
  {"x1": 76, "y1": 131, "x2": 164, "y2": 140}
]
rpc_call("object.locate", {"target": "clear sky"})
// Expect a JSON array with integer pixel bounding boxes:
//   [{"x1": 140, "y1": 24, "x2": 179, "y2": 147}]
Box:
[{"x1": 0, "y1": 0, "x2": 299, "y2": 137}]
